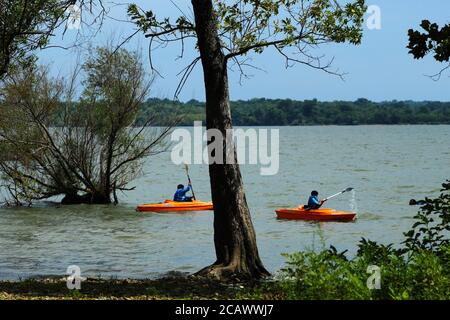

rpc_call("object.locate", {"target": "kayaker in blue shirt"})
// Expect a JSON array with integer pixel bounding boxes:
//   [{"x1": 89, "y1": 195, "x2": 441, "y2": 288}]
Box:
[
  {"x1": 305, "y1": 190, "x2": 326, "y2": 210},
  {"x1": 174, "y1": 184, "x2": 193, "y2": 202}
]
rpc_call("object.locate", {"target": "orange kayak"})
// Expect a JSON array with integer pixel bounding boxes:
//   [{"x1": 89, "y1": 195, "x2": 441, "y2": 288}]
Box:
[
  {"x1": 275, "y1": 205, "x2": 356, "y2": 222},
  {"x1": 136, "y1": 199, "x2": 213, "y2": 212}
]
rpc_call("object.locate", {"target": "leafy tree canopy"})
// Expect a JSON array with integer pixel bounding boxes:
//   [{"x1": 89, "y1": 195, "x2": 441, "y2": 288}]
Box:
[
  {"x1": 0, "y1": 0, "x2": 107, "y2": 79},
  {"x1": 128, "y1": 0, "x2": 367, "y2": 96},
  {"x1": 408, "y1": 20, "x2": 450, "y2": 62},
  {"x1": 408, "y1": 20, "x2": 450, "y2": 80},
  {"x1": 0, "y1": 0, "x2": 70, "y2": 78}
]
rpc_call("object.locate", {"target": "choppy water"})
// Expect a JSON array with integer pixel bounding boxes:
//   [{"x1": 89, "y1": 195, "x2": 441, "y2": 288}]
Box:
[{"x1": 1, "y1": 125, "x2": 450, "y2": 280}]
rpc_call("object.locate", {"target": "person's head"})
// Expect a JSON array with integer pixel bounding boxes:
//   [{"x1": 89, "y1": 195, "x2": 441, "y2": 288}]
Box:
[
  {"x1": 409, "y1": 199, "x2": 417, "y2": 205},
  {"x1": 311, "y1": 190, "x2": 319, "y2": 196},
  {"x1": 177, "y1": 184, "x2": 184, "y2": 189}
]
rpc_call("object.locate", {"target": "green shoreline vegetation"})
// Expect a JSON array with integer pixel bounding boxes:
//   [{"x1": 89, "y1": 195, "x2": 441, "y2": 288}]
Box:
[
  {"x1": 46, "y1": 98, "x2": 450, "y2": 128},
  {"x1": 135, "y1": 98, "x2": 450, "y2": 126}
]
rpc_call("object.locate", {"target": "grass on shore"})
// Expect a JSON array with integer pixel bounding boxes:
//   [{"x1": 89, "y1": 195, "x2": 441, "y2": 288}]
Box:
[{"x1": 0, "y1": 274, "x2": 259, "y2": 300}]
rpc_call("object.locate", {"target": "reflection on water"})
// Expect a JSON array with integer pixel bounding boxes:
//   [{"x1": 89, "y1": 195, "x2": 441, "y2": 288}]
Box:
[{"x1": 1, "y1": 125, "x2": 450, "y2": 280}]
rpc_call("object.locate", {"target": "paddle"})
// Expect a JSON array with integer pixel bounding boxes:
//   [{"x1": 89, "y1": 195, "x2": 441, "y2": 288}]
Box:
[
  {"x1": 324, "y1": 187, "x2": 354, "y2": 201},
  {"x1": 184, "y1": 163, "x2": 197, "y2": 200}
]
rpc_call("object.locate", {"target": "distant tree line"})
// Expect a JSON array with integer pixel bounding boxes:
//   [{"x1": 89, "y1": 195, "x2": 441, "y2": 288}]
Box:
[{"x1": 136, "y1": 98, "x2": 450, "y2": 126}]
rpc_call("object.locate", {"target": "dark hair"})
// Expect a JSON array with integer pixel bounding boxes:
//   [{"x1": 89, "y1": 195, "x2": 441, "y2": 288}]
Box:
[
  {"x1": 177, "y1": 184, "x2": 184, "y2": 189},
  {"x1": 409, "y1": 199, "x2": 417, "y2": 205},
  {"x1": 311, "y1": 190, "x2": 319, "y2": 196}
]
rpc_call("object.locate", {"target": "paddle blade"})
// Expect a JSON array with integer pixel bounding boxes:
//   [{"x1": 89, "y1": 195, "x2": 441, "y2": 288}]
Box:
[
  {"x1": 344, "y1": 187, "x2": 354, "y2": 193},
  {"x1": 184, "y1": 164, "x2": 192, "y2": 179}
]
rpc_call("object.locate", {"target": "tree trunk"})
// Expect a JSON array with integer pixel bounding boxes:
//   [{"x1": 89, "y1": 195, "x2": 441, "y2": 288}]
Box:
[{"x1": 192, "y1": 0, "x2": 269, "y2": 281}]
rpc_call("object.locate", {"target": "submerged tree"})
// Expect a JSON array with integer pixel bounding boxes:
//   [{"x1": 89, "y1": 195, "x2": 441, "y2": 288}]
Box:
[
  {"x1": 0, "y1": 46, "x2": 176, "y2": 204},
  {"x1": 129, "y1": 0, "x2": 367, "y2": 280}
]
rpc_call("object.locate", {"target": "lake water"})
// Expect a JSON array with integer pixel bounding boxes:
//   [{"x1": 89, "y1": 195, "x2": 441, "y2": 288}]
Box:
[{"x1": 1, "y1": 125, "x2": 450, "y2": 280}]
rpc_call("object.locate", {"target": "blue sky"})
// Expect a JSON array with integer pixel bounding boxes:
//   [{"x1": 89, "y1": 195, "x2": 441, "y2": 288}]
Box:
[{"x1": 39, "y1": 0, "x2": 450, "y2": 102}]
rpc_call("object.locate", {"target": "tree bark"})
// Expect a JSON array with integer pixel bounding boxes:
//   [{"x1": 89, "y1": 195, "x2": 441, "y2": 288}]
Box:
[{"x1": 192, "y1": 0, "x2": 269, "y2": 281}]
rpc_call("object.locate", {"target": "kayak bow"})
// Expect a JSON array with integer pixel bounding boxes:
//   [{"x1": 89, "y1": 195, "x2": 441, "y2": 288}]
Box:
[{"x1": 136, "y1": 199, "x2": 213, "y2": 213}]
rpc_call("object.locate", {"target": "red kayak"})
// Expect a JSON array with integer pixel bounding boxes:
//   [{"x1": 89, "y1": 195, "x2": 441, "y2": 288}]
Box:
[{"x1": 275, "y1": 205, "x2": 356, "y2": 222}]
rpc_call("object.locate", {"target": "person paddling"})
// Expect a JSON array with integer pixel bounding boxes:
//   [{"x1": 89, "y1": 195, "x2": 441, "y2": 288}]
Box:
[
  {"x1": 304, "y1": 190, "x2": 327, "y2": 210},
  {"x1": 173, "y1": 184, "x2": 194, "y2": 202}
]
